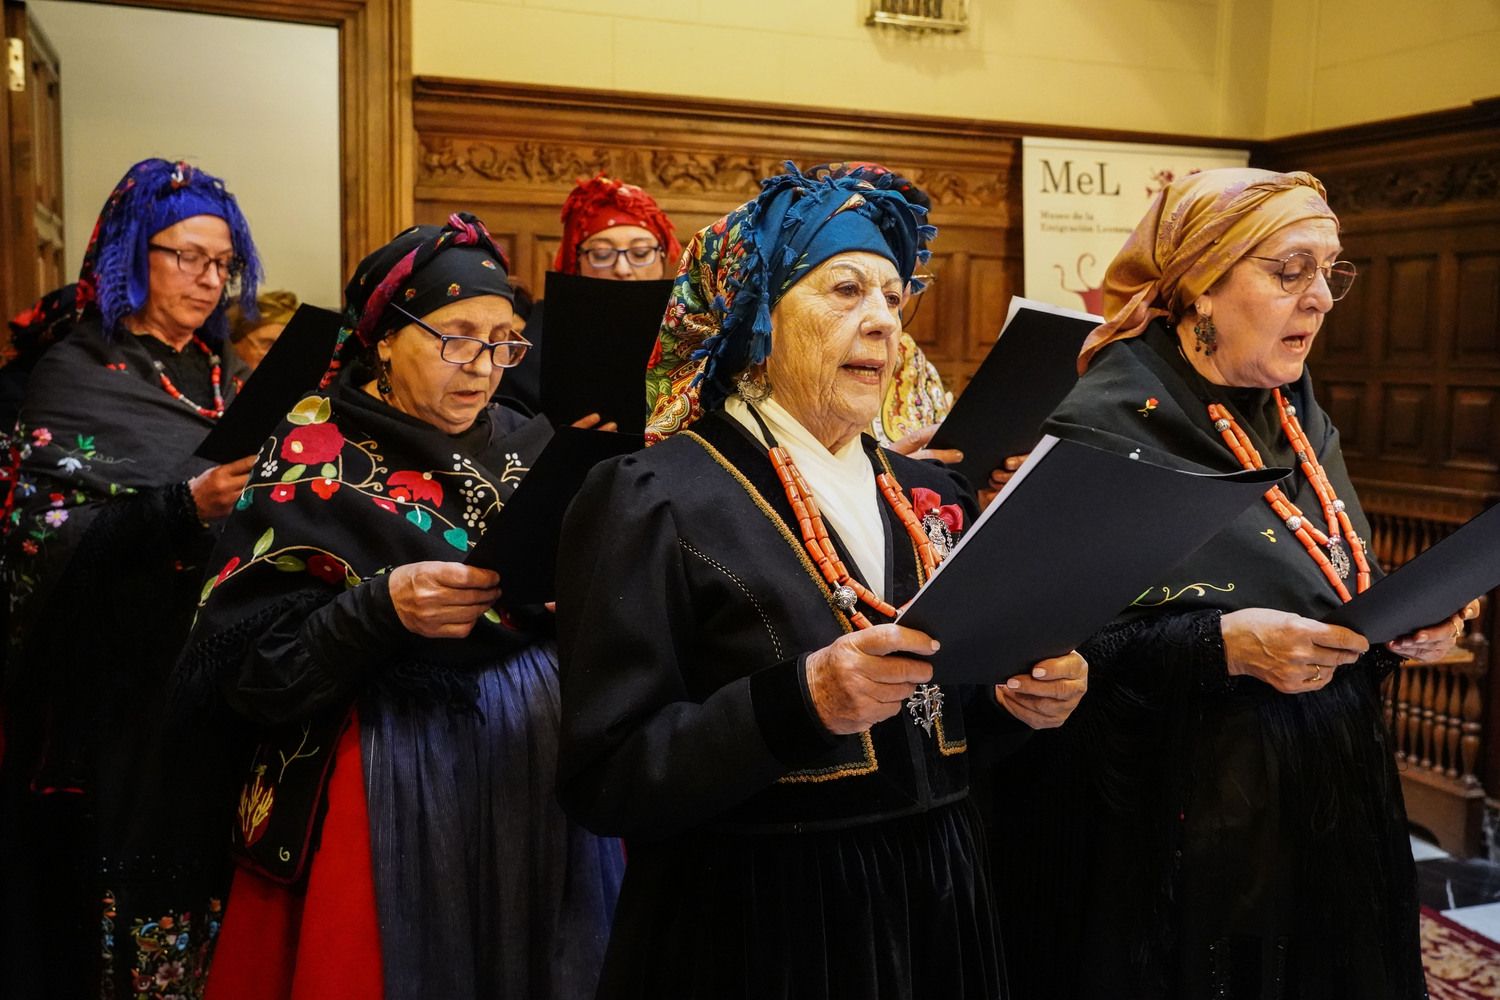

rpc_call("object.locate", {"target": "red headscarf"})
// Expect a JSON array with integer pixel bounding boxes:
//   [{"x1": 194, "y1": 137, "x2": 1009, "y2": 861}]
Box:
[{"x1": 552, "y1": 175, "x2": 682, "y2": 274}]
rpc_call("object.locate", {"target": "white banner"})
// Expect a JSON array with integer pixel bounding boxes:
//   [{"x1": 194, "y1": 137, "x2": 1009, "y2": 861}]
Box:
[{"x1": 1022, "y1": 137, "x2": 1249, "y2": 315}]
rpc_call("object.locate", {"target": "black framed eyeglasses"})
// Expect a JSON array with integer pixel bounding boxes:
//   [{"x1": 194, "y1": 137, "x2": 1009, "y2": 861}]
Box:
[
  {"x1": 148, "y1": 243, "x2": 244, "y2": 284},
  {"x1": 390, "y1": 303, "x2": 532, "y2": 367},
  {"x1": 578, "y1": 244, "x2": 663, "y2": 269},
  {"x1": 1242, "y1": 252, "x2": 1358, "y2": 301}
]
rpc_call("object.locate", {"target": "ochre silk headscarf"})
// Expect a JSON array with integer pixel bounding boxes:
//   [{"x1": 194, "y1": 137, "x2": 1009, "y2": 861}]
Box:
[{"x1": 1078, "y1": 167, "x2": 1337, "y2": 372}]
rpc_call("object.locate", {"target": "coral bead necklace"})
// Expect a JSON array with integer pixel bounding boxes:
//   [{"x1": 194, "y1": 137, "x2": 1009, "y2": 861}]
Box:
[
  {"x1": 1208, "y1": 388, "x2": 1371, "y2": 601},
  {"x1": 150, "y1": 335, "x2": 226, "y2": 420}
]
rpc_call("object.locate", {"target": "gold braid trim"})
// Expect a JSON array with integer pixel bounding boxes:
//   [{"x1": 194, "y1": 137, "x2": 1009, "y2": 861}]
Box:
[{"x1": 774, "y1": 730, "x2": 879, "y2": 784}]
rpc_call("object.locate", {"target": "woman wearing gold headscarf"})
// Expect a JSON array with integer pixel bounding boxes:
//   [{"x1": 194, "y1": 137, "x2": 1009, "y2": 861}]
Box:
[{"x1": 1018, "y1": 168, "x2": 1476, "y2": 999}]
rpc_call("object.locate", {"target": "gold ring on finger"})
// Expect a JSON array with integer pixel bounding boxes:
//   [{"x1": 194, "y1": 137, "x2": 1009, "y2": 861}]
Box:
[{"x1": 1308, "y1": 665, "x2": 1322, "y2": 684}]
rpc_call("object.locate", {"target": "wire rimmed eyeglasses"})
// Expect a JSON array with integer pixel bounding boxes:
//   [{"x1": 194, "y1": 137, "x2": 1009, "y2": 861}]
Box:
[
  {"x1": 148, "y1": 243, "x2": 244, "y2": 285},
  {"x1": 578, "y1": 244, "x2": 663, "y2": 269},
  {"x1": 1242, "y1": 252, "x2": 1358, "y2": 301},
  {"x1": 391, "y1": 303, "x2": 532, "y2": 367}
]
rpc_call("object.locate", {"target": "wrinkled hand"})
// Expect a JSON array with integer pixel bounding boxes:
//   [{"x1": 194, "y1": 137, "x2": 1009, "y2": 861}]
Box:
[
  {"x1": 806, "y1": 624, "x2": 938, "y2": 735},
  {"x1": 886, "y1": 424, "x2": 963, "y2": 465},
  {"x1": 977, "y1": 453, "x2": 1030, "y2": 509},
  {"x1": 571, "y1": 412, "x2": 618, "y2": 433},
  {"x1": 995, "y1": 650, "x2": 1088, "y2": 729},
  {"x1": 1388, "y1": 599, "x2": 1481, "y2": 662},
  {"x1": 1222, "y1": 607, "x2": 1368, "y2": 694},
  {"x1": 388, "y1": 561, "x2": 501, "y2": 638},
  {"x1": 188, "y1": 455, "x2": 257, "y2": 521}
]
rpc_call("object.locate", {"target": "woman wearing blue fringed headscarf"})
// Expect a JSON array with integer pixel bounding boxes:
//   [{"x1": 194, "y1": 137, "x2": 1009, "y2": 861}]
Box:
[
  {"x1": 0, "y1": 158, "x2": 262, "y2": 1000},
  {"x1": 558, "y1": 164, "x2": 1088, "y2": 999}
]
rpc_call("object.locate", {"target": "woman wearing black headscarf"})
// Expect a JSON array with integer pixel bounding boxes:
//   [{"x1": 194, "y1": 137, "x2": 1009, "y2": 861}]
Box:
[{"x1": 182, "y1": 213, "x2": 623, "y2": 1000}]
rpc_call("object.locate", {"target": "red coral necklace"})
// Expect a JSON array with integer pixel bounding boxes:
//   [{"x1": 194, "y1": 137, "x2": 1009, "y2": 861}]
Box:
[
  {"x1": 150, "y1": 335, "x2": 226, "y2": 420},
  {"x1": 1208, "y1": 388, "x2": 1371, "y2": 601}
]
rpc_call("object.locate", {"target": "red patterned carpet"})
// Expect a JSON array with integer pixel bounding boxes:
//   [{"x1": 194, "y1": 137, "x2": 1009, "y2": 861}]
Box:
[{"x1": 1423, "y1": 907, "x2": 1500, "y2": 999}]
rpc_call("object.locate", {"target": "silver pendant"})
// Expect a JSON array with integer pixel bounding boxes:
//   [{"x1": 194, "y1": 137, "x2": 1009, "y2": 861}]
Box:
[
  {"x1": 833, "y1": 585, "x2": 858, "y2": 613},
  {"x1": 906, "y1": 683, "x2": 944, "y2": 736},
  {"x1": 1327, "y1": 539, "x2": 1351, "y2": 580},
  {"x1": 922, "y1": 513, "x2": 953, "y2": 560}
]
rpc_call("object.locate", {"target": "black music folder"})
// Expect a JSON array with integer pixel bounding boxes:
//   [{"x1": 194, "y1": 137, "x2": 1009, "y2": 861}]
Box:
[
  {"x1": 196, "y1": 305, "x2": 343, "y2": 463},
  {"x1": 465, "y1": 426, "x2": 643, "y2": 605},
  {"x1": 899, "y1": 435, "x2": 1285, "y2": 683},
  {"x1": 929, "y1": 297, "x2": 1097, "y2": 488},
  {"x1": 539, "y1": 272, "x2": 673, "y2": 435},
  {"x1": 1323, "y1": 501, "x2": 1500, "y2": 644}
]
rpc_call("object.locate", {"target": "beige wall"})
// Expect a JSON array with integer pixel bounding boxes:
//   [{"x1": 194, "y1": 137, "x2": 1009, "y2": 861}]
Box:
[
  {"x1": 28, "y1": 1, "x2": 343, "y2": 309},
  {"x1": 414, "y1": 0, "x2": 1265, "y2": 138},
  {"x1": 413, "y1": 0, "x2": 1500, "y2": 140},
  {"x1": 1263, "y1": 0, "x2": 1500, "y2": 135}
]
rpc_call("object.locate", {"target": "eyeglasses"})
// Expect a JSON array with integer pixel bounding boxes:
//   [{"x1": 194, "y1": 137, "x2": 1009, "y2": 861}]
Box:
[
  {"x1": 578, "y1": 244, "x2": 663, "y2": 269},
  {"x1": 1242, "y1": 252, "x2": 1358, "y2": 301},
  {"x1": 391, "y1": 303, "x2": 532, "y2": 367},
  {"x1": 900, "y1": 273, "x2": 935, "y2": 326},
  {"x1": 148, "y1": 243, "x2": 244, "y2": 284}
]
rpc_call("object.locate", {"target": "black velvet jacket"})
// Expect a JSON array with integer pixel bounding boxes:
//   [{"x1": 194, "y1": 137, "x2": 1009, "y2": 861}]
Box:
[{"x1": 556, "y1": 410, "x2": 1021, "y2": 841}]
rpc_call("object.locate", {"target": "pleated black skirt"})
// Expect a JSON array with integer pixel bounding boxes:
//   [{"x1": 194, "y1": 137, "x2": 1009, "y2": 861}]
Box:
[{"x1": 597, "y1": 795, "x2": 1006, "y2": 1000}]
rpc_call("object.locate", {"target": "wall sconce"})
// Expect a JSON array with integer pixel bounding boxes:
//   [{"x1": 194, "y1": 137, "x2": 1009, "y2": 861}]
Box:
[{"x1": 866, "y1": 0, "x2": 969, "y2": 34}]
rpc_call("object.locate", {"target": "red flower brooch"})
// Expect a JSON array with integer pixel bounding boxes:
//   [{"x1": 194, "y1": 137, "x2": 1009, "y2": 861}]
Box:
[{"x1": 909, "y1": 487, "x2": 963, "y2": 558}]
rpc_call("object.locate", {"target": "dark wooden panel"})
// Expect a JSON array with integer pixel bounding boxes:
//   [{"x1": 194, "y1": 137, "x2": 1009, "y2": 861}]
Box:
[
  {"x1": 1321, "y1": 380, "x2": 1367, "y2": 456},
  {"x1": 1455, "y1": 253, "x2": 1500, "y2": 364},
  {"x1": 1319, "y1": 254, "x2": 1376, "y2": 362},
  {"x1": 1381, "y1": 384, "x2": 1431, "y2": 456},
  {"x1": 1386, "y1": 256, "x2": 1438, "y2": 360},
  {"x1": 1449, "y1": 386, "x2": 1500, "y2": 470}
]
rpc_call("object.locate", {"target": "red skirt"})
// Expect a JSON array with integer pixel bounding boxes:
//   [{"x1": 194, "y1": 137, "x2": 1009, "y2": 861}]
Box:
[{"x1": 205, "y1": 712, "x2": 385, "y2": 1000}]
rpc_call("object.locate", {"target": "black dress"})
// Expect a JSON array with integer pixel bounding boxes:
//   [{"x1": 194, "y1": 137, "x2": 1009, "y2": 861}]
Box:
[
  {"x1": 0, "y1": 320, "x2": 247, "y2": 1000},
  {"x1": 557, "y1": 410, "x2": 1025, "y2": 1000},
  {"x1": 992, "y1": 321, "x2": 1424, "y2": 1000}
]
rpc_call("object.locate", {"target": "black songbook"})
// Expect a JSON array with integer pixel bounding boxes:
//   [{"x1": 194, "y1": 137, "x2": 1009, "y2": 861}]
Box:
[
  {"x1": 465, "y1": 426, "x2": 643, "y2": 605},
  {"x1": 1323, "y1": 502, "x2": 1500, "y2": 644},
  {"x1": 195, "y1": 305, "x2": 343, "y2": 463},
  {"x1": 899, "y1": 436, "x2": 1285, "y2": 684},
  {"x1": 929, "y1": 297, "x2": 1097, "y2": 488},
  {"x1": 539, "y1": 271, "x2": 673, "y2": 435}
]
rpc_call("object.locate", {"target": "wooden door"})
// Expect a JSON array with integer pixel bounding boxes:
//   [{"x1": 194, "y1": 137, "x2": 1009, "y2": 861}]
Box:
[{"x1": 2, "y1": 0, "x2": 64, "y2": 321}]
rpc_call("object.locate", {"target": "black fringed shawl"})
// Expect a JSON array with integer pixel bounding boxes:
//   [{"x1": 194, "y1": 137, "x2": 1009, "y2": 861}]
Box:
[
  {"x1": 1039, "y1": 321, "x2": 1422, "y2": 999},
  {"x1": 181, "y1": 370, "x2": 553, "y2": 713}
]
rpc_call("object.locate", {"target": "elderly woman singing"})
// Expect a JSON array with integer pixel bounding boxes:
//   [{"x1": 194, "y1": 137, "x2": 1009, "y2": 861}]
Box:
[
  {"x1": 557, "y1": 166, "x2": 1087, "y2": 1000},
  {"x1": 1039, "y1": 168, "x2": 1477, "y2": 999}
]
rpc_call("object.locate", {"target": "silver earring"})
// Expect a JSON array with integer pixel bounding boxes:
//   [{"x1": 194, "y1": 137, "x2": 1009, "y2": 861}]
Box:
[{"x1": 735, "y1": 369, "x2": 771, "y2": 402}]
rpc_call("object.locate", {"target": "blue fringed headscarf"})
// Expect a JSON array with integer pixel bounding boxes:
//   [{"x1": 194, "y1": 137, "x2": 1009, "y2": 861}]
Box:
[
  {"x1": 75, "y1": 158, "x2": 262, "y2": 345},
  {"x1": 644, "y1": 163, "x2": 935, "y2": 439}
]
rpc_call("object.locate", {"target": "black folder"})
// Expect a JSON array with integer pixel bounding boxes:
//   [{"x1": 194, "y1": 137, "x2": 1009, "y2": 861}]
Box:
[
  {"x1": 539, "y1": 272, "x2": 673, "y2": 435},
  {"x1": 195, "y1": 305, "x2": 343, "y2": 463},
  {"x1": 1322, "y1": 501, "x2": 1500, "y2": 643},
  {"x1": 899, "y1": 435, "x2": 1285, "y2": 683},
  {"x1": 929, "y1": 297, "x2": 1096, "y2": 488},
  {"x1": 465, "y1": 426, "x2": 643, "y2": 605}
]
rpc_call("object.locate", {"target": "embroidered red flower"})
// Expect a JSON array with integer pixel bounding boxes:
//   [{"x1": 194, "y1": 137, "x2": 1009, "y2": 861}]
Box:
[
  {"x1": 281, "y1": 423, "x2": 345, "y2": 464},
  {"x1": 21, "y1": 539, "x2": 38, "y2": 556},
  {"x1": 31, "y1": 427, "x2": 52, "y2": 446},
  {"x1": 1138, "y1": 396, "x2": 1159, "y2": 416},
  {"x1": 646, "y1": 338, "x2": 663, "y2": 370},
  {"x1": 310, "y1": 477, "x2": 340, "y2": 500},
  {"x1": 270, "y1": 484, "x2": 297, "y2": 503},
  {"x1": 909, "y1": 487, "x2": 963, "y2": 534},
  {"x1": 217, "y1": 556, "x2": 240, "y2": 584},
  {"x1": 387, "y1": 470, "x2": 443, "y2": 506},
  {"x1": 307, "y1": 553, "x2": 346, "y2": 585},
  {"x1": 371, "y1": 496, "x2": 398, "y2": 514}
]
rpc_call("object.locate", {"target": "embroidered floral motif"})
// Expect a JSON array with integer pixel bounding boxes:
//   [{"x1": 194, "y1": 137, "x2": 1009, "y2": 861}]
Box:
[
  {"x1": 281, "y1": 423, "x2": 344, "y2": 464},
  {"x1": 1139, "y1": 396, "x2": 1160, "y2": 416},
  {"x1": 123, "y1": 899, "x2": 222, "y2": 1000}
]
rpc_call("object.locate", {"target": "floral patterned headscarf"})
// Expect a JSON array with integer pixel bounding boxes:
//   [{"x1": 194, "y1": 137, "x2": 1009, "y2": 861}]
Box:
[
  {"x1": 1078, "y1": 167, "x2": 1337, "y2": 372},
  {"x1": 644, "y1": 163, "x2": 934, "y2": 442},
  {"x1": 552, "y1": 174, "x2": 682, "y2": 275}
]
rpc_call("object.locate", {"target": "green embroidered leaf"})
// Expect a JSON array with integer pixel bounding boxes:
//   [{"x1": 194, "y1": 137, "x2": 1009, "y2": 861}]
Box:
[
  {"x1": 442, "y1": 527, "x2": 469, "y2": 551},
  {"x1": 280, "y1": 464, "x2": 307, "y2": 483},
  {"x1": 483, "y1": 608, "x2": 502, "y2": 624},
  {"x1": 406, "y1": 509, "x2": 432, "y2": 532},
  {"x1": 76, "y1": 434, "x2": 94, "y2": 451},
  {"x1": 344, "y1": 569, "x2": 362, "y2": 588},
  {"x1": 319, "y1": 462, "x2": 338, "y2": 479},
  {"x1": 200, "y1": 577, "x2": 217, "y2": 602},
  {"x1": 235, "y1": 490, "x2": 253, "y2": 511},
  {"x1": 270, "y1": 555, "x2": 305, "y2": 572},
  {"x1": 286, "y1": 395, "x2": 331, "y2": 426},
  {"x1": 252, "y1": 527, "x2": 274, "y2": 557}
]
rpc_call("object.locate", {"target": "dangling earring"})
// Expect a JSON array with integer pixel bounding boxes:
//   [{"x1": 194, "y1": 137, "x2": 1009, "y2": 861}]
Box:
[
  {"x1": 377, "y1": 358, "x2": 394, "y2": 397},
  {"x1": 1193, "y1": 313, "x2": 1218, "y2": 355},
  {"x1": 735, "y1": 367, "x2": 772, "y2": 402}
]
